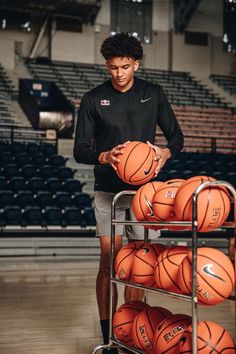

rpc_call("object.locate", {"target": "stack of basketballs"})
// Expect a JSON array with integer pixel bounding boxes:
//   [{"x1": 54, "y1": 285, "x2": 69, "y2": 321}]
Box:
[
  {"x1": 112, "y1": 141, "x2": 236, "y2": 353},
  {"x1": 114, "y1": 242, "x2": 235, "y2": 353}
]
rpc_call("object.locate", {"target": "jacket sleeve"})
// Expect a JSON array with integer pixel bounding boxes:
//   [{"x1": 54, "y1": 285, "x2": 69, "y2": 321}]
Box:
[
  {"x1": 73, "y1": 93, "x2": 100, "y2": 165},
  {"x1": 157, "y1": 86, "x2": 184, "y2": 156}
]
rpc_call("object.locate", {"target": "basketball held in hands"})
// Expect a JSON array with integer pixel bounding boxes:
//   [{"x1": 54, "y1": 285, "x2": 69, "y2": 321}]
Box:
[{"x1": 115, "y1": 141, "x2": 158, "y2": 185}]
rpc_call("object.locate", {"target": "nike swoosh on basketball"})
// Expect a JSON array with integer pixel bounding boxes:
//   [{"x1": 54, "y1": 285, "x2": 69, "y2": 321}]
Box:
[
  {"x1": 144, "y1": 195, "x2": 155, "y2": 217},
  {"x1": 202, "y1": 264, "x2": 225, "y2": 281},
  {"x1": 141, "y1": 97, "x2": 152, "y2": 103},
  {"x1": 144, "y1": 159, "x2": 154, "y2": 175}
]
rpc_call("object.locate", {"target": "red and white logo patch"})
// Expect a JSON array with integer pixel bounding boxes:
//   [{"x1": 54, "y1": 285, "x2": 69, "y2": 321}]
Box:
[{"x1": 100, "y1": 99, "x2": 110, "y2": 106}]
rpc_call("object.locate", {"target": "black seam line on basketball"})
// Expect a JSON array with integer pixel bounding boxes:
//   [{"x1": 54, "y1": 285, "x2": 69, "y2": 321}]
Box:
[
  {"x1": 130, "y1": 147, "x2": 153, "y2": 182},
  {"x1": 152, "y1": 202, "x2": 165, "y2": 221},
  {"x1": 181, "y1": 177, "x2": 209, "y2": 219},
  {"x1": 146, "y1": 309, "x2": 156, "y2": 334},
  {"x1": 197, "y1": 254, "x2": 234, "y2": 286},
  {"x1": 204, "y1": 321, "x2": 220, "y2": 353},
  {"x1": 161, "y1": 251, "x2": 181, "y2": 291},
  {"x1": 135, "y1": 315, "x2": 143, "y2": 348},
  {"x1": 123, "y1": 142, "x2": 141, "y2": 181},
  {"x1": 135, "y1": 254, "x2": 156, "y2": 269},
  {"x1": 157, "y1": 251, "x2": 164, "y2": 288},
  {"x1": 182, "y1": 257, "x2": 192, "y2": 293},
  {"x1": 113, "y1": 320, "x2": 134, "y2": 329},
  {"x1": 133, "y1": 273, "x2": 154, "y2": 277},
  {"x1": 152, "y1": 244, "x2": 161, "y2": 258},
  {"x1": 128, "y1": 143, "x2": 150, "y2": 181},
  {"x1": 153, "y1": 200, "x2": 174, "y2": 207},
  {"x1": 215, "y1": 327, "x2": 227, "y2": 350},
  {"x1": 165, "y1": 251, "x2": 189, "y2": 266},
  {"x1": 117, "y1": 249, "x2": 135, "y2": 269}
]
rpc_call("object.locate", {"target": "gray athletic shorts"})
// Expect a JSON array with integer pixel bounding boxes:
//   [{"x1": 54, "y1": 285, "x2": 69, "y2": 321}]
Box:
[{"x1": 94, "y1": 191, "x2": 160, "y2": 240}]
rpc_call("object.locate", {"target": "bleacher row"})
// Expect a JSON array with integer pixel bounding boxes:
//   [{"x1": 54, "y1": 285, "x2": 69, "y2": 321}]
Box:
[
  {"x1": 210, "y1": 74, "x2": 236, "y2": 98},
  {"x1": 25, "y1": 59, "x2": 235, "y2": 109},
  {"x1": 0, "y1": 141, "x2": 96, "y2": 228}
]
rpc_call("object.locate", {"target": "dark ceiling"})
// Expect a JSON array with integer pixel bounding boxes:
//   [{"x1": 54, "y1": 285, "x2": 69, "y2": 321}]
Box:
[{"x1": 0, "y1": 0, "x2": 101, "y2": 24}]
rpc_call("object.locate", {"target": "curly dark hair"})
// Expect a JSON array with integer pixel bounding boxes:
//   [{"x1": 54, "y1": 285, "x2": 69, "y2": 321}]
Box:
[{"x1": 100, "y1": 32, "x2": 143, "y2": 60}]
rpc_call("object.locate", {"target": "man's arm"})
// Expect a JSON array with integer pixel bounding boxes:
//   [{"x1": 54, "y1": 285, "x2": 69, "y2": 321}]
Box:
[{"x1": 73, "y1": 94, "x2": 100, "y2": 165}]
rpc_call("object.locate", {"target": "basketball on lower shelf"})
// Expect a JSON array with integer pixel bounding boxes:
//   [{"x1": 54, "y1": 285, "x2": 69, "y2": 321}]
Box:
[
  {"x1": 177, "y1": 247, "x2": 235, "y2": 305},
  {"x1": 177, "y1": 320, "x2": 236, "y2": 353}
]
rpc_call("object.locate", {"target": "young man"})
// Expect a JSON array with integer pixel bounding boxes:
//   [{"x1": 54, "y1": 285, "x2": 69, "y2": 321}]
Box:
[{"x1": 74, "y1": 32, "x2": 184, "y2": 353}]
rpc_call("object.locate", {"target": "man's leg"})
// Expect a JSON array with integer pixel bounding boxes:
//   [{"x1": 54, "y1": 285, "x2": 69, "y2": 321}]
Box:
[{"x1": 96, "y1": 234, "x2": 122, "y2": 352}]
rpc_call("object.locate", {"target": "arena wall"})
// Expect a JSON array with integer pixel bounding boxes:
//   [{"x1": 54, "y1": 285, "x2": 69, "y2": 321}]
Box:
[{"x1": 0, "y1": 0, "x2": 235, "y2": 76}]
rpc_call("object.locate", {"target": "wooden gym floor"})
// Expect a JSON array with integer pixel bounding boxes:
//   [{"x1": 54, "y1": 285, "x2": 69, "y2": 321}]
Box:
[{"x1": 0, "y1": 258, "x2": 235, "y2": 354}]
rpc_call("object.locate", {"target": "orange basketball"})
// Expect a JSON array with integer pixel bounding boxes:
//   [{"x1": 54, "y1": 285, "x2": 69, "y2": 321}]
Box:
[
  {"x1": 174, "y1": 175, "x2": 231, "y2": 232},
  {"x1": 152, "y1": 178, "x2": 186, "y2": 230},
  {"x1": 115, "y1": 141, "x2": 158, "y2": 185},
  {"x1": 132, "y1": 306, "x2": 173, "y2": 353},
  {"x1": 132, "y1": 243, "x2": 166, "y2": 287},
  {"x1": 113, "y1": 301, "x2": 150, "y2": 346},
  {"x1": 177, "y1": 247, "x2": 235, "y2": 305},
  {"x1": 115, "y1": 241, "x2": 144, "y2": 281},
  {"x1": 131, "y1": 181, "x2": 164, "y2": 230},
  {"x1": 153, "y1": 313, "x2": 192, "y2": 354},
  {"x1": 177, "y1": 321, "x2": 236, "y2": 353},
  {"x1": 154, "y1": 246, "x2": 190, "y2": 293}
]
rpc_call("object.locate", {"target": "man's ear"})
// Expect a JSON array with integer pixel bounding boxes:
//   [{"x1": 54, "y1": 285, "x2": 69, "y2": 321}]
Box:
[{"x1": 134, "y1": 60, "x2": 140, "y2": 72}]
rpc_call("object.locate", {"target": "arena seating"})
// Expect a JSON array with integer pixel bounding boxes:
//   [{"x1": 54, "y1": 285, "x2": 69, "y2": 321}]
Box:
[
  {"x1": 25, "y1": 59, "x2": 231, "y2": 109},
  {"x1": 210, "y1": 74, "x2": 236, "y2": 98},
  {"x1": 0, "y1": 139, "x2": 95, "y2": 229}
]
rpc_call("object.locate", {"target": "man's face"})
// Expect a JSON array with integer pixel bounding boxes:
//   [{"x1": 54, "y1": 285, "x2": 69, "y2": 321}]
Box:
[{"x1": 106, "y1": 56, "x2": 139, "y2": 92}]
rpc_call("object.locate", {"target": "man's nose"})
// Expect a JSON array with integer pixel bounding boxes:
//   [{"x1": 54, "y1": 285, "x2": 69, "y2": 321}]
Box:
[{"x1": 117, "y1": 68, "x2": 123, "y2": 76}]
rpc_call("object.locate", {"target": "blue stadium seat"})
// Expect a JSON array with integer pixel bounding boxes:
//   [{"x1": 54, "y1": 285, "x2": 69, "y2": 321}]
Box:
[
  {"x1": 64, "y1": 178, "x2": 85, "y2": 193},
  {"x1": 9, "y1": 176, "x2": 28, "y2": 191},
  {"x1": 57, "y1": 166, "x2": 74, "y2": 180},
  {"x1": 15, "y1": 190, "x2": 35, "y2": 208},
  {"x1": 54, "y1": 191, "x2": 73, "y2": 208},
  {"x1": 44, "y1": 206, "x2": 63, "y2": 225},
  {"x1": 28, "y1": 176, "x2": 46, "y2": 193},
  {"x1": 73, "y1": 192, "x2": 93, "y2": 209},
  {"x1": 46, "y1": 177, "x2": 63, "y2": 193},
  {"x1": 42, "y1": 143, "x2": 57, "y2": 157},
  {"x1": 11, "y1": 142, "x2": 25, "y2": 155},
  {"x1": 3, "y1": 163, "x2": 19, "y2": 178},
  {"x1": 63, "y1": 206, "x2": 82, "y2": 226},
  {"x1": 31, "y1": 153, "x2": 47, "y2": 166},
  {"x1": 3, "y1": 206, "x2": 22, "y2": 225},
  {"x1": 21, "y1": 164, "x2": 38, "y2": 179},
  {"x1": 0, "y1": 190, "x2": 15, "y2": 207},
  {"x1": 15, "y1": 152, "x2": 31, "y2": 166},
  {"x1": 26, "y1": 142, "x2": 41, "y2": 156},
  {"x1": 23, "y1": 206, "x2": 43, "y2": 226},
  {"x1": 39, "y1": 165, "x2": 56, "y2": 179},
  {"x1": 36, "y1": 191, "x2": 55, "y2": 208},
  {"x1": 48, "y1": 154, "x2": 65, "y2": 167},
  {"x1": 0, "y1": 141, "x2": 9, "y2": 153},
  {"x1": 0, "y1": 176, "x2": 8, "y2": 190},
  {"x1": 0, "y1": 151, "x2": 14, "y2": 164}
]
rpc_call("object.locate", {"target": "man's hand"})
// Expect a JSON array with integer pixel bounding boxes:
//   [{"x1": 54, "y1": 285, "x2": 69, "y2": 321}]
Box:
[
  {"x1": 98, "y1": 141, "x2": 130, "y2": 170},
  {"x1": 147, "y1": 141, "x2": 171, "y2": 176}
]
